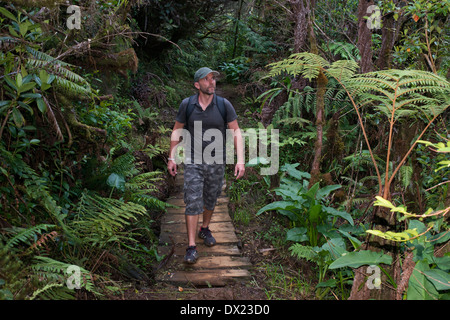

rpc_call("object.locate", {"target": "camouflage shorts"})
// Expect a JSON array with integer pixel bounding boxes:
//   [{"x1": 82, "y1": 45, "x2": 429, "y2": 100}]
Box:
[{"x1": 183, "y1": 163, "x2": 225, "y2": 215}]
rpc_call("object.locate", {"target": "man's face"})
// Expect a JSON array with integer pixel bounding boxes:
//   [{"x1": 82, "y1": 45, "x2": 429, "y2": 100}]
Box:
[{"x1": 195, "y1": 73, "x2": 216, "y2": 95}]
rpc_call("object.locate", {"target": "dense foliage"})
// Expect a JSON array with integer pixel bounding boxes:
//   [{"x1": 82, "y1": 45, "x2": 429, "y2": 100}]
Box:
[{"x1": 0, "y1": 0, "x2": 448, "y2": 300}]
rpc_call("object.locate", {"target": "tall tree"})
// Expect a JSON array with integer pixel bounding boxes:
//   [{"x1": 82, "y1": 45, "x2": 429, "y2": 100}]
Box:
[
  {"x1": 376, "y1": 1, "x2": 407, "y2": 70},
  {"x1": 357, "y1": 0, "x2": 374, "y2": 73},
  {"x1": 290, "y1": 0, "x2": 314, "y2": 52},
  {"x1": 289, "y1": 0, "x2": 328, "y2": 185}
]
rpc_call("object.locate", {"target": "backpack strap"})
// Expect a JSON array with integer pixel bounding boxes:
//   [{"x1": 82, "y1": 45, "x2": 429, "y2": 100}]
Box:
[
  {"x1": 185, "y1": 95, "x2": 196, "y2": 122},
  {"x1": 215, "y1": 95, "x2": 227, "y2": 127},
  {"x1": 184, "y1": 95, "x2": 196, "y2": 130}
]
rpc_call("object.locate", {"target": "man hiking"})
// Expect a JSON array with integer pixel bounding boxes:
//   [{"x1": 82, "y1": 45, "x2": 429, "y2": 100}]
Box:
[{"x1": 167, "y1": 67, "x2": 245, "y2": 264}]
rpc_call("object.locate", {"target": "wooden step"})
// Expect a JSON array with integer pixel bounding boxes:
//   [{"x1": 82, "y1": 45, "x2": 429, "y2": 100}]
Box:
[
  {"x1": 165, "y1": 203, "x2": 230, "y2": 215},
  {"x1": 160, "y1": 230, "x2": 238, "y2": 245},
  {"x1": 161, "y1": 221, "x2": 236, "y2": 234},
  {"x1": 157, "y1": 269, "x2": 251, "y2": 287},
  {"x1": 158, "y1": 243, "x2": 242, "y2": 257},
  {"x1": 166, "y1": 196, "x2": 228, "y2": 207},
  {"x1": 162, "y1": 212, "x2": 232, "y2": 225},
  {"x1": 169, "y1": 255, "x2": 251, "y2": 270}
]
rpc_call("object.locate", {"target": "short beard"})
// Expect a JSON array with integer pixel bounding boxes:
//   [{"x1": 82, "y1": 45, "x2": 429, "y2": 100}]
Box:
[{"x1": 200, "y1": 86, "x2": 215, "y2": 95}]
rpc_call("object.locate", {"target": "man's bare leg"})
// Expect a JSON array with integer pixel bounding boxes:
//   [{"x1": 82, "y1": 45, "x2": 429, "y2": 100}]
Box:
[
  {"x1": 201, "y1": 208, "x2": 214, "y2": 229},
  {"x1": 185, "y1": 214, "x2": 199, "y2": 247}
]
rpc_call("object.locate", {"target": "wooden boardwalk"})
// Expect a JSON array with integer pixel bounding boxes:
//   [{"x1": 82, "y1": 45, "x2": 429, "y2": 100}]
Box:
[{"x1": 156, "y1": 171, "x2": 252, "y2": 287}]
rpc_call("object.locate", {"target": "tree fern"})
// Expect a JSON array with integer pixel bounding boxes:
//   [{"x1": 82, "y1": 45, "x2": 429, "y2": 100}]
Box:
[
  {"x1": 273, "y1": 79, "x2": 352, "y2": 127},
  {"x1": 267, "y1": 52, "x2": 359, "y2": 82},
  {"x1": 266, "y1": 53, "x2": 449, "y2": 198},
  {"x1": 346, "y1": 70, "x2": 449, "y2": 121},
  {"x1": 324, "y1": 41, "x2": 361, "y2": 61},
  {"x1": 266, "y1": 52, "x2": 331, "y2": 81},
  {"x1": 344, "y1": 69, "x2": 449, "y2": 197}
]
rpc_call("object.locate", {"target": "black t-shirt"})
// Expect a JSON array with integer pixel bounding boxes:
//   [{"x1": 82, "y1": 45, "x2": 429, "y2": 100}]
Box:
[{"x1": 175, "y1": 94, "x2": 238, "y2": 164}]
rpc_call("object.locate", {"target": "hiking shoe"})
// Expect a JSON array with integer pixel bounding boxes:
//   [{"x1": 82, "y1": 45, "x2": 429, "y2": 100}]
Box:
[
  {"x1": 184, "y1": 246, "x2": 198, "y2": 264},
  {"x1": 198, "y1": 227, "x2": 216, "y2": 247}
]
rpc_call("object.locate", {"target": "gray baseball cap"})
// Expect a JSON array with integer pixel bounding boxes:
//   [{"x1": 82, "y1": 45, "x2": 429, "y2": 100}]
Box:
[{"x1": 194, "y1": 67, "x2": 219, "y2": 82}]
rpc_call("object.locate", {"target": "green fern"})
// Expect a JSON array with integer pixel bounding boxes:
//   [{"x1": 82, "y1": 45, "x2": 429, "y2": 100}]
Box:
[
  {"x1": 267, "y1": 56, "x2": 449, "y2": 196},
  {"x1": 106, "y1": 149, "x2": 138, "y2": 178},
  {"x1": 86, "y1": 149, "x2": 138, "y2": 190},
  {"x1": 26, "y1": 47, "x2": 92, "y2": 98},
  {"x1": 29, "y1": 283, "x2": 74, "y2": 300},
  {"x1": 72, "y1": 192, "x2": 147, "y2": 247},
  {"x1": 325, "y1": 41, "x2": 361, "y2": 61},
  {"x1": 345, "y1": 70, "x2": 449, "y2": 120},
  {"x1": 3, "y1": 224, "x2": 55, "y2": 250},
  {"x1": 0, "y1": 145, "x2": 69, "y2": 236},
  {"x1": 125, "y1": 171, "x2": 169, "y2": 210},
  {"x1": 399, "y1": 165, "x2": 413, "y2": 189},
  {"x1": 342, "y1": 150, "x2": 385, "y2": 175},
  {"x1": 266, "y1": 52, "x2": 359, "y2": 82},
  {"x1": 273, "y1": 79, "x2": 352, "y2": 127},
  {"x1": 30, "y1": 256, "x2": 98, "y2": 299},
  {"x1": 0, "y1": 243, "x2": 32, "y2": 300},
  {"x1": 289, "y1": 243, "x2": 320, "y2": 263}
]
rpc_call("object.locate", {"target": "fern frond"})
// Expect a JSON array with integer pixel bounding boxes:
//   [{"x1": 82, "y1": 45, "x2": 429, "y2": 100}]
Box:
[
  {"x1": 29, "y1": 283, "x2": 74, "y2": 300},
  {"x1": 289, "y1": 243, "x2": 319, "y2": 263},
  {"x1": 399, "y1": 165, "x2": 413, "y2": 189},
  {"x1": 26, "y1": 46, "x2": 92, "y2": 98},
  {"x1": 328, "y1": 59, "x2": 359, "y2": 81},
  {"x1": 345, "y1": 69, "x2": 450, "y2": 119},
  {"x1": 342, "y1": 150, "x2": 384, "y2": 173},
  {"x1": 72, "y1": 192, "x2": 147, "y2": 247},
  {"x1": 325, "y1": 41, "x2": 361, "y2": 60},
  {"x1": 108, "y1": 152, "x2": 138, "y2": 178},
  {"x1": 31, "y1": 256, "x2": 98, "y2": 296},
  {"x1": 125, "y1": 171, "x2": 169, "y2": 210},
  {"x1": 4, "y1": 224, "x2": 55, "y2": 249},
  {"x1": 128, "y1": 194, "x2": 170, "y2": 210},
  {"x1": 267, "y1": 52, "x2": 330, "y2": 80}
]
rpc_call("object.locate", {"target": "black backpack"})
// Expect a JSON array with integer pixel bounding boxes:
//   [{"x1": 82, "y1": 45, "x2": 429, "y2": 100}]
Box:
[{"x1": 185, "y1": 94, "x2": 227, "y2": 129}]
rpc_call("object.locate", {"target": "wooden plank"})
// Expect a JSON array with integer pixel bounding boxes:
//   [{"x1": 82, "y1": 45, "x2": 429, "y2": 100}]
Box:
[
  {"x1": 165, "y1": 206, "x2": 230, "y2": 215},
  {"x1": 160, "y1": 255, "x2": 251, "y2": 270},
  {"x1": 158, "y1": 243, "x2": 242, "y2": 257},
  {"x1": 166, "y1": 197, "x2": 228, "y2": 207},
  {"x1": 183, "y1": 256, "x2": 251, "y2": 270},
  {"x1": 159, "y1": 230, "x2": 238, "y2": 245},
  {"x1": 162, "y1": 212, "x2": 232, "y2": 224},
  {"x1": 161, "y1": 221, "x2": 236, "y2": 234},
  {"x1": 157, "y1": 269, "x2": 251, "y2": 287}
]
